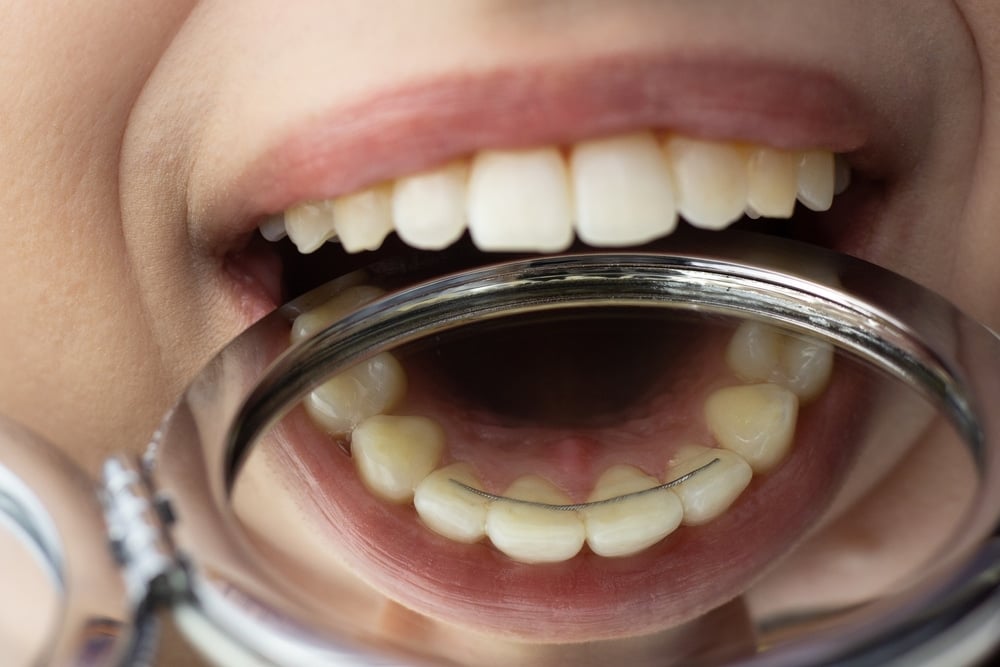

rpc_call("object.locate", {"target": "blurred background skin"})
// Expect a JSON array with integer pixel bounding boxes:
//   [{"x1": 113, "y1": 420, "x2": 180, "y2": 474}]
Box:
[{"x1": 1, "y1": 2, "x2": 1000, "y2": 665}]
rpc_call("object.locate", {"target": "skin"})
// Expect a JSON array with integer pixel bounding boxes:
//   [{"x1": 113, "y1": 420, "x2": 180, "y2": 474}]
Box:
[{"x1": 1, "y1": 1, "x2": 999, "y2": 665}]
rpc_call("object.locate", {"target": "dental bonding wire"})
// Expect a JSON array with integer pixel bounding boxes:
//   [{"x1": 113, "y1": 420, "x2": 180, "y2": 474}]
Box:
[{"x1": 450, "y1": 458, "x2": 720, "y2": 512}]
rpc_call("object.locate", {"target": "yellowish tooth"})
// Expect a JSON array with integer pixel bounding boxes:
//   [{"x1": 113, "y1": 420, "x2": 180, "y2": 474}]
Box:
[
  {"x1": 352, "y1": 415, "x2": 446, "y2": 503},
  {"x1": 664, "y1": 137, "x2": 748, "y2": 229},
  {"x1": 581, "y1": 465, "x2": 682, "y2": 558},
  {"x1": 485, "y1": 475, "x2": 585, "y2": 564},
  {"x1": 727, "y1": 320, "x2": 782, "y2": 382},
  {"x1": 704, "y1": 384, "x2": 798, "y2": 474},
  {"x1": 305, "y1": 352, "x2": 407, "y2": 434},
  {"x1": 466, "y1": 148, "x2": 574, "y2": 252},
  {"x1": 797, "y1": 150, "x2": 836, "y2": 211},
  {"x1": 747, "y1": 148, "x2": 798, "y2": 218},
  {"x1": 571, "y1": 132, "x2": 677, "y2": 246},
  {"x1": 290, "y1": 285, "x2": 385, "y2": 343},
  {"x1": 668, "y1": 445, "x2": 753, "y2": 525},
  {"x1": 333, "y1": 183, "x2": 394, "y2": 252},
  {"x1": 285, "y1": 201, "x2": 336, "y2": 254},
  {"x1": 414, "y1": 463, "x2": 490, "y2": 543},
  {"x1": 727, "y1": 321, "x2": 833, "y2": 403},
  {"x1": 392, "y1": 161, "x2": 469, "y2": 250},
  {"x1": 781, "y1": 334, "x2": 834, "y2": 402}
]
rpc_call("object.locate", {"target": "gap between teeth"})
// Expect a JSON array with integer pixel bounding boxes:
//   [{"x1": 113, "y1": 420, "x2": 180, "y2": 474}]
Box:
[
  {"x1": 264, "y1": 131, "x2": 849, "y2": 253},
  {"x1": 291, "y1": 287, "x2": 835, "y2": 564}
]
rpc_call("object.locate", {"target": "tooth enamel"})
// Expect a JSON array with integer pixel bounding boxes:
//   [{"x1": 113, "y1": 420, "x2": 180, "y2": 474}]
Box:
[
  {"x1": 570, "y1": 132, "x2": 678, "y2": 246},
  {"x1": 664, "y1": 137, "x2": 748, "y2": 229},
  {"x1": 305, "y1": 352, "x2": 407, "y2": 434},
  {"x1": 581, "y1": 464, "x2": 683, "y2": 558},
  {"x1": 467, "y1": 148, "x2": 574, "y2": 252},
  {"x1": 290, "y1": 285, "x2": 386, "y2": 343},
  {"x1": 726, "y1": 321, "x2": 833, "y2": 402},
  {"x1": 705, "y1": 384, "x2": 798, "y2": 474},
  {"x1": 747, "y1": 148, "x2": 798, "y2": 218},
  {"x1": 352, "y1": 415, "x2": 446, "y2": 503},
  {"x1": 668, "y1": 445, "x2": 753, "y2": 526},
  {"x1": 797, "y1": 150, "x2": 836, "y2": 211},
  {"x1": 259, "y1": 214, "x2": 288, "y2": 242},
  {"x1": 485, "y1": 475, "x2": 585, "y2": 563},
  {"x1": 834, "y1": 154, "x2": 852, "y2": 196},
  {"x1": 392, "y1": 161, "x2": 469, "y2": 250},
  {"x1": 333, "y1": 184, "x2": 394, "y2": 252},
  {"x1": 285, "y1": 201, "x2": 336, "y2": 253},
  {"x1": 414, "y1": 463, "x2": 490, "y2": 543}
]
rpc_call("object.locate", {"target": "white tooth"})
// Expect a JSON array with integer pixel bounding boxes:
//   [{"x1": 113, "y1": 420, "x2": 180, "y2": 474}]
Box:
[
  {"x1": 664, "y1": 137, "x2": 748, "y2": 230},
  {"x1": 745, "y1": 205, "x2": 761, "y2": 220},
  {"x1": 467, "y1": 148, "x2": 574, "y2": 252},
  {"x1": 333, "y1": 184, "x2": 394, "y2": 253},
  {"x1": 571, "y1": 132, "x2": 677, "y2": 246},
  {"x1": 485, "y1": 475, "x2": 585, "y2": 563},
  {"x1": 581, "y1": 465, "x2": 682, "y2": 558},
  {"x1": 797, "y1": 150, "x2": 836, "y2": 211},
  {"x1": 414, "y1": 463, "x2": 490, "y2": 543},
  {"x1": 705, "y1": 384, "x2": 798, "y2": 474},
  {"x1": 352, "y1": 415, "x2": 445, "y2": 503},
  {"x1": 291, "y1": 285, "x2": 386, "y2": 343},
  {"x1": 747, "y1": 148, "x2": 798, "y2": 218},
  {"x1": 667, "y1": 445, "x2": 753, "y2": 526},
  {"x1": 834, "y1": 154, "x2": 852, "y2": 195},
  {"x1": 305, "y1": 352, "x2": 407, "y2": 434},
  {"x1": 392, "y1": 161, "x2": 469, "y2": 250},
  {"x1": 726, "y1": 321, "x2": 833, "y2": 402},
  {"x1": 285, "y1": 201, "x2": 336, "y2": 253},
  {"x1": 259, "y1": 214, "x2": 288, "y2": 242}
]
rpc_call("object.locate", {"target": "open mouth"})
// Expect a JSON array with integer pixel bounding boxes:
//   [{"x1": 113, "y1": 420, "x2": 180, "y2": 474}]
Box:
[{"x1": 216, "y1": 56, "x2": 907, "y2": 649}]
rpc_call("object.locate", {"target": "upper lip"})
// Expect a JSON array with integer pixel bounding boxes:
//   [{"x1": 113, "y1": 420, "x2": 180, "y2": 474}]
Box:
[{"x1": 204, "y1": 51, "x2": 888, "y2": 254}]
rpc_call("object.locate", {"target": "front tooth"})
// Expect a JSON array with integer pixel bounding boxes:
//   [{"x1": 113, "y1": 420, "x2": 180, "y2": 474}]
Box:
[
  {"x1": 667, "y1": 445, "x2": 753, "y2": 526},
  {"x1": 797, "y1": 150, "x2": 836, "y2": 211},
  {"x1": 747, "y1": 148, "x2": 798, "y2": 218},
  {"x1": 570, "y1": 132, "x2": 677, "y2": 246},
  {"x1": 485, "y1": 475, "x2": 585, "y2": 564},
  {"x1": 305, "y1": 352, "x2": 407, "y2": 434},
  {"x1": 727, "y1": 321, "x2": 833, "y2": 402},
  {"x1": 664, "y1": 137, "x2": 748, "y2": 229},
  {"x1": 581, "y1": 465, "x2": 682, "y2": 558},
  {"x1": 291, "y1": 285, "x2": 386, "y2": 343},
  {"x1": 333, "y1": 184, "x2": 394, "y2": 252},
  {"x1": 414, "y1": 463, "x2": 490, "y2": 543},
  {"x1": 705, "y1": 384, "x2": 798, "y2": 474},
  {"x1": 392, "y1": 161, "x2": 469, "y2": 250},
  {"x1": 285, "y1": 201, "x2": 336, "y2": 253},
  {"x1": 351, "y1": 415, "x2": 445, "y2": 503},
  {"x1": 467, "y1": 148, "x2": 574, "y2": 252}
]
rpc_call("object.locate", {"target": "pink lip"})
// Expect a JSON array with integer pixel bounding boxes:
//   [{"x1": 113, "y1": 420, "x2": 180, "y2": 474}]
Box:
[{"x1": 211, "y1": 53, "x2": 877, "y2": 250}]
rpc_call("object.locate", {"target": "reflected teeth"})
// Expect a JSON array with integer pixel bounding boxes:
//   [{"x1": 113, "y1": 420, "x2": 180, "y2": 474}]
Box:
[
  {"x1": 668, "y1": 445, "x2": 753, "y2": 526},
  {"x1": 485, "y1": 475, "x2": 586, "y2": 564},
  {"x1": 352, "y1": 415, "x2": 446, "y2": 503},
  {"x1": 305, "y1": 352, "x2": 407, "y2": 434},
  {"x1": 726, "y1": 321, "x2": 834, "y2": 402},
  {"x1": 265, "y1": 131, "x2": 848, "y2": 253},
  {"x1": 414, "y1": 463, "x2": 491, "y2": 543},
  {"x1": 704, "y1": 384, "x2": 798, "y2": 474}
]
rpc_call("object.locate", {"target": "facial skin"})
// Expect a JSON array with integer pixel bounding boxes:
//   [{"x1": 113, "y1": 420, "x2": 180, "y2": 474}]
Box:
[{"x1": 1, "y1": 1, "x2": 999, "y2": 665}]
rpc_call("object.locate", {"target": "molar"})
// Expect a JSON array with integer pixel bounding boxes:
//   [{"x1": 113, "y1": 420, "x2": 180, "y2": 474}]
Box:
[
  {"x1": 305, "y1": 352, "x2": 407, "y2": 434},
  {"x1": 352, "y1": 415, "x2": 446, "y2": 503},
  {"x1": 667, "y1": 445, "x2": 753, "y2": 526},
  {"x1": 485, "y1": 475, "x2": 585, "y2": 564},
  {"x1": 704, "y1": 384, "x2": 798, "y2": 474},
  {"x1": 726, "y1": 320, "x2": 834, "y2": 402}
]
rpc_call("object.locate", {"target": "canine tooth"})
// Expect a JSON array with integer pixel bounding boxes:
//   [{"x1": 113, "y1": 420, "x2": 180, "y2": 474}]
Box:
[
  {"x1": 727, "y1": 321, "x2": 833, "y2": 402},
  {"x1": 259, "y1": 214, "x2": 288, "y2": 242},
  {"x1": 834, "y1": 154, "x2": 851, "y2": 195},
  {"x1": 414, "y1": 463, "x2": 490, "y2": 543},
  {"x1": 581, "y1": 465, "x2": 682, "y2": 558},
  {"x1": 797, "y1": 150, "x2": 836, "y2": 211},
  {"x1": 305, "y1": 352, "x2": 407, "y2": 434},
  {"x1": 285, "y1": 201, "x2": 336, "y2": 253},
  {"x1": 392, "y1": 161, "x2": 469, "y2": 250},
  {"x1": 668, "y1": 445, "x2": 752, "y2": 525},
  {"x1": 352, "y1": 415, "x2": 445, "y2": 503},
  {"x1": 333, "y1": 184, "x2": 394, "y2": 252},
  {"x1": 664, "y1": 137, "x2": 748, "y2": 229},
  {"x1": 705, "y1": 384, "x2": 798, "y2": 474},
  {"x1": 467, "y1": 148, "x2": 574, "y2": 252},
  {"x1": 486, "y1": 475, "x2": 585, "y2": 563},
  {"x1": 571, "y1": 132, "x2": 677, "y2": 246},
  {"x1": 291, "y1": 285, "x2": 386, "y2": 343},
  {"x1": 747, "y1": 148, "x2": 798, "y2": 218}
]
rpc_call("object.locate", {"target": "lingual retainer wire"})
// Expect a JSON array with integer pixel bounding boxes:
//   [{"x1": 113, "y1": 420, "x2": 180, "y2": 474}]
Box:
[{"x1": 450, "y1": 458, "x2": 719, "y2": 511}]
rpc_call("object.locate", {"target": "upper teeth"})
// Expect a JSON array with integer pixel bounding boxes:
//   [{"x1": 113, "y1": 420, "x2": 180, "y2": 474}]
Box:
[{"x1": 265, "y1": 130, "x2": 846, "y2": 253}]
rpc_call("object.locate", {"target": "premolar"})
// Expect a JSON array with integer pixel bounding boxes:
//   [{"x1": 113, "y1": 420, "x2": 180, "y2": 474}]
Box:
[
  {"x1": 704, "y1": 384, "x2": 798, "y2": 474},
  {"x1": 414, "y1": 463, "x2": 491, "y2": 543},
  {"x1": 726, "y1": 321, "x2": 834, "y2": 402},
  {"x1": 352, "y1": 415, "x2": 446, "y2": 503}
]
